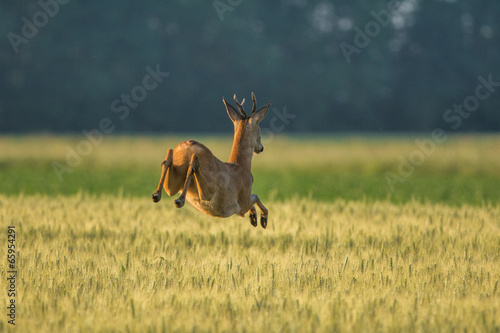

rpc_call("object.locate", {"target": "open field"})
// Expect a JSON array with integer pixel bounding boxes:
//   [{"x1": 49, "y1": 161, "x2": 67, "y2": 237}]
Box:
[
  {"x1": 1, "y1": 195, "x2": 499, "y2": 332},
  {"x1": 1, "y1": 135, "x2": 500, "y2": 332},
  {"x1": 1, "y1": 134, "x2": 500, "y2": 205}
]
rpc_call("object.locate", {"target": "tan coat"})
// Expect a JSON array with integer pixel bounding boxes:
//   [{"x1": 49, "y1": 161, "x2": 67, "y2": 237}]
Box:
[{"x1": 152, "y1": 93, "x2": 271, "y2": 228}]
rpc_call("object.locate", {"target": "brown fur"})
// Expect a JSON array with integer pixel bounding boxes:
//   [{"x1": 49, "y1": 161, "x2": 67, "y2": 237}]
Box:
[{"x1": 151, "y1": 93, "x2": 272, "y2": 228}]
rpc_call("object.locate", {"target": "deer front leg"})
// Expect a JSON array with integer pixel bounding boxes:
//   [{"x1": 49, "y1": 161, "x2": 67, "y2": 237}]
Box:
[
  {"x1": 249, "y1": 206, "x2": 258, "y2": 227},
  {"x1": 152, "y1": 149, "x2": 173, "y2": 203},
  {"x1": 250, "y1": 194, "x2": 268, "y2": 229},
  {"x1": 174, "y1": 154, "x2": 198, "y2": 208}
]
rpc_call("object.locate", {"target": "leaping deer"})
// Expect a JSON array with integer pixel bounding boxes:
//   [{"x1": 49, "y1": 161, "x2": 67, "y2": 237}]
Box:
[{"x1": 151, "y1": 93, "x2": 272, "y2": 228}]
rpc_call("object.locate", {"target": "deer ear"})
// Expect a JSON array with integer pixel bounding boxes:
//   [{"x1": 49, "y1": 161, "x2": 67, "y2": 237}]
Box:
[
  {"x1": 223, "y1": 97, "x2": 243, "y2": 123},
  {"x1": 251, "y1": 101, "x2": 272, "y2": 124}
]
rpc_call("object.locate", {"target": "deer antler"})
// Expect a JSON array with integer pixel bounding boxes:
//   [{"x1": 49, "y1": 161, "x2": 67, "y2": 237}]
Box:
[
  {"x1": 233, "y1": 94, "x2": 248, "y2": 117},
  {"x1": 251, "y1": 92, "x2": 257, "y2": 115}
]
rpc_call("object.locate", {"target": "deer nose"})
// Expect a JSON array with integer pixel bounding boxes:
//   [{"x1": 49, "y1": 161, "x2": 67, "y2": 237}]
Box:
[{"x1": 259, "y1": 145, "x2": 264, "y2": 153}]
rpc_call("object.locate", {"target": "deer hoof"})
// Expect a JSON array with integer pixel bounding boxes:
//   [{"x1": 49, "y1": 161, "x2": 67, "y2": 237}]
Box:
[
  {"x1": 174, "y1": 198, "x2": 185, "y2": 208},
  {"x1": 260, "y1": 215, "x2": 267, "y2": 229},
  {"x1": 249, "y1": 213, "x2": 257, "y2": 227},
  {"x1": 152, "y1": 193, "x2": 161, "y2": 203}
]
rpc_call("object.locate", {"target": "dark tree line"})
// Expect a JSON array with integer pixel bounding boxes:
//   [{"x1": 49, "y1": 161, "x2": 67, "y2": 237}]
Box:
[{"x1": 1, "y1": 0, "x2": 499, "y2": 134}]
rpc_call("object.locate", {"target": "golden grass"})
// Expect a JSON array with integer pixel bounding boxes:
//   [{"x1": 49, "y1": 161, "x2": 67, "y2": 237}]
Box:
[
  {"x1": 1, "y1": 134, "x2": 500, "y2": 176},
  {"x1": 1, "y1": 194, "x2": 499, "y2": 332}
]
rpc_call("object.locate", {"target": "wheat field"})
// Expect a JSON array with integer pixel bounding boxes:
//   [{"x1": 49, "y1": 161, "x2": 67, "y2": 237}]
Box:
[
  {"x1": 1, "y1": 194, "x2": 499, "y2": 332},
  {"x1": 1, "y1": 135, "x2": 500, "y2": 332}
]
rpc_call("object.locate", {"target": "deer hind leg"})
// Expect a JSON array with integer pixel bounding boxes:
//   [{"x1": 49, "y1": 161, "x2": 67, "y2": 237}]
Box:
[
  {"x1": 250, "y1": 194, "x2": 268, "y2": 229},
  {"x1": 174, "y1": 154, "x2": 199, "y2": 208},
  {"x1": 152, "y1": 149, "x2": 174, "y2": 203}
]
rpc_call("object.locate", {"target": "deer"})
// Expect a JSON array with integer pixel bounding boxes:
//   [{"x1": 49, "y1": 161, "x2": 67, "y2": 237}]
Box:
[{"x1": 151, "y1": 93, "x2": 272, "y2": 228}]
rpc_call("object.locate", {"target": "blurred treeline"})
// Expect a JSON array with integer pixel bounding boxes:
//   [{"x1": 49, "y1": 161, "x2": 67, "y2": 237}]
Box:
[{"x1": 1, "y1": 0, "x2": 499, "y2": 133}]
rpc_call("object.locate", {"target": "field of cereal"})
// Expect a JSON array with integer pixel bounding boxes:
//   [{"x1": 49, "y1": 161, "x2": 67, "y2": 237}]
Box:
[{"x1": 1, "y1": 135, "x2": 499, "y2": 332}]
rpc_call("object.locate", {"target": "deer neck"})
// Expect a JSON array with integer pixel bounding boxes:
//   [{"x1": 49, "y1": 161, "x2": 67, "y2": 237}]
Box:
[{"x1": 228, "y1": 122, "x2": 254, "y2": 169}]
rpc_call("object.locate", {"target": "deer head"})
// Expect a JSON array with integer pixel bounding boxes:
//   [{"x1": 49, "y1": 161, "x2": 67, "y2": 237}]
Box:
[{"x1": 223, "y1": 92, "x2": 272, "y2": 155}]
